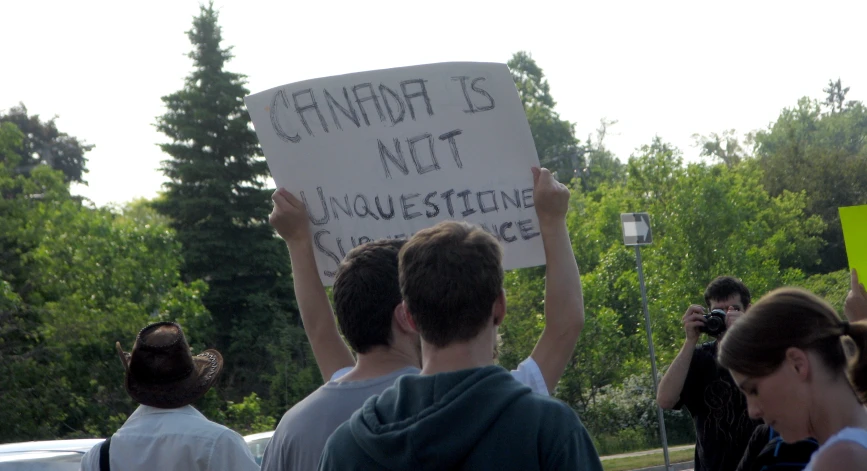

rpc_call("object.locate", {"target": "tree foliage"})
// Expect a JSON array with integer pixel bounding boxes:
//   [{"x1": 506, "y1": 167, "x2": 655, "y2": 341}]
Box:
[
  {"x1": 0, "y1": 123, "x2": 212, "y2": 440},
  {"x1": 501, "y1": 136, "x2": 827, "y2": 448},
  {"x1": 692, "y1": 129, "x2": 754, "y2": 168},
  {"x1": 754, "y1": 82, "x2": 867, "y2": 273},
  {"x1": 151, "y1": 2, "x2": 317, "y2": 414},
  {"x1": 823, "y1": 78, "x2": 851, "y2": 113},
  {"x1": 507, "y1": 52, "x2": 582, "y2": 182},
  {"x1": 581, "y1": 119, "x2": 626, "y2": 192},
  {"x1": 0, "y1": 104, "x2": 92, "y2": 184}
]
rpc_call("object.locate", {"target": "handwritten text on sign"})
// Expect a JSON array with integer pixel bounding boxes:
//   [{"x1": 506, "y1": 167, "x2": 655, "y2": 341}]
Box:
[{"x1": 245, "y1": 62, "x2": 544, "y2": 285}]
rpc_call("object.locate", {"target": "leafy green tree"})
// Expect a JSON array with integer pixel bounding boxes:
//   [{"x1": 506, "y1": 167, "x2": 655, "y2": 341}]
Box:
[
  {"x1": 500, "y1": 135, "x2": 827, "y2": 453},
  {"x1": 621, "y1": 139, "x2": 825, "y2": 355},
  {"x1": 579, "y1": 373, "x2": 695, "y2": 454},
  {"x1": 692, "y1": 129, "x2": 754, "y2": 168},
  {"x1": 581, "y1": 118, "x2": 626, "y2": 192},
  {"x1": 152, "y1": 2, "x2": 315, "y2": 412},
  {"x1": 507, "y1": 51, "x2": 581, "y2": 181},
  {"x1": 0, "y1": 122, "x2": 23, "y2": 159},
  {"x1": 111, "y1": 197, "x2": 172, "y2": 228},
  {"x1": 796, "y1": 269, "x2": 849, "y2": 315},
  {"x1": 823, "y1": 78, "x2": 851, "y2": 113},
  {"x1": 754, "y1": 85, "x2": 867, "y2": 273},
  {"x1": 0, "y1": 103, "x2": 92, "y2": 184},
  {"x1": 0, "y1": 130, "x2": 212, "y2": 440}
]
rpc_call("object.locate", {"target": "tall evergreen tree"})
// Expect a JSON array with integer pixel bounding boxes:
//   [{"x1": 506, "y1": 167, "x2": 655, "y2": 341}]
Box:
[{"x1": 153, "y1": 2, "x2": 313, "y2": 409}]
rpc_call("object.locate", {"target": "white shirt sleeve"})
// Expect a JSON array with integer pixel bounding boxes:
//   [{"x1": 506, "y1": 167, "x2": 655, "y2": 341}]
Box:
[
  {"x1": 79, "y1": 442, "x2": 100, "y2": 471},
  {"x1": 510, "y1": 356, "x2": 549, "y2": 396},
  {"x1": 330, "y1": 366, "x2": 353, "y2": 381},
  {"x1": 208, "y1": 429, "x2": 261, "y2": 471}
]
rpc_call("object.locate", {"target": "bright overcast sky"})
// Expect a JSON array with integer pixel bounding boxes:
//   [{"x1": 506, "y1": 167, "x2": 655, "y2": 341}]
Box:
[{"x1": 3, "y1": 0, "x2": 866, "y2": 207}]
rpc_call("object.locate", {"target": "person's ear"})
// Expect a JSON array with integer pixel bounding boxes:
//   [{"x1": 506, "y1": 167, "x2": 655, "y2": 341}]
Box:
[
  {"x1": 492, "y1": 289, "x2": 506, "y2": 327},
  {"x1": 785, "y1": 347, "x2": 810, "y2": 381},
  {"x1": 395, "y1": 302, "x2": 418, "y2": 334}
]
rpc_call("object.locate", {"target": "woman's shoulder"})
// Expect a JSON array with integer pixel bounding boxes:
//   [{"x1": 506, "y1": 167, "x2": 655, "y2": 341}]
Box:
[{"x1": 811, "y1": 430, "x2": 867, "y2": 471}]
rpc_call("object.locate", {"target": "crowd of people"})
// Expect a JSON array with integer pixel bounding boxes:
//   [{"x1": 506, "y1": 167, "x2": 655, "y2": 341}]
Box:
[{"x1": 78, "y1": 166, "x2": 867, "y2": 471}]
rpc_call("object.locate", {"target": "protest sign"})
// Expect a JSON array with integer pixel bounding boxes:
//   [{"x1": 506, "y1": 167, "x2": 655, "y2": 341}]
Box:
[
  {"x1": 245, "y1": 62, "x2": 544, "y2": 285},
  {"x1": 840, "y1": 204, "x2": 867, "y2": 279}
]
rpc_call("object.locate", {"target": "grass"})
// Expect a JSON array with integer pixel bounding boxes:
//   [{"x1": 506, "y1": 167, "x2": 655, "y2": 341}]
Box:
[{"x1": 602, "y1": 448, "x2": 694, "y2": 471}]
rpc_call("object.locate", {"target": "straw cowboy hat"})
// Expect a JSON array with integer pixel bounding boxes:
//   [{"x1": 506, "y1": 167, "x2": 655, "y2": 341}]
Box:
[{"x1": 115, "y1": 321, "x2": 223, "y2": 409}]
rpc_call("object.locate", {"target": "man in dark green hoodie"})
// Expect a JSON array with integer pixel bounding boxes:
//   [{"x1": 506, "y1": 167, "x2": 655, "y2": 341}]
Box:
[{"x1": 319, "y1": 167, "x2": 603, "y2": 471}]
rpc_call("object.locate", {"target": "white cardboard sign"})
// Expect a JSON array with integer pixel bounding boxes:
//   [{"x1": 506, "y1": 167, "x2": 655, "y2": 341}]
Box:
[{"x1": 245, "y1": 62, "x2": 544, "y2": 285}]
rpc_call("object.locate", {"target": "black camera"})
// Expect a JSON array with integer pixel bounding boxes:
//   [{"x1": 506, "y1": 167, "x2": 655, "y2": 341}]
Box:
[{"x1": 699, "y1": 309, "x2": 727, "y2": 336}]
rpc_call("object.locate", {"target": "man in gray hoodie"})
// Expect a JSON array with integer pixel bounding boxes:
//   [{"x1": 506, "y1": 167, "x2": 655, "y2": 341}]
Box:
[{"x1": 318, "y1": 168, "x2": 603, "y2": 471}]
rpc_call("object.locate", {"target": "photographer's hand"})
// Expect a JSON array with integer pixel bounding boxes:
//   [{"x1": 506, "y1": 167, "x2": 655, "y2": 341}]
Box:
[
  {"x1": 682, "y1": 305, "x2": 705, "y2": 345},
  {"x1": 724, "y1": 306, "x2": 745, "y2": 329},
  {"x1": 658, "y1": 304, "x2": 704, "y2": 409}
]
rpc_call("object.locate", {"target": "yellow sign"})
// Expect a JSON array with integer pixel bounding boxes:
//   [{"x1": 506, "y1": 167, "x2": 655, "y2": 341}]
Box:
[{"x1": 840, "y1": 205, "x2": 867, "y2": 278}]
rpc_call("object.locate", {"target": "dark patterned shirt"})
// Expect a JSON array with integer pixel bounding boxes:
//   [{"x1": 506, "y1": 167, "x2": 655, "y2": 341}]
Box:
[{"x1": 674, "y1": 341, "x2": 762, "y2": 471}]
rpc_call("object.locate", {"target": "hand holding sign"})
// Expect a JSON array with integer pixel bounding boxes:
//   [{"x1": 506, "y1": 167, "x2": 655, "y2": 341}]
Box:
[
  {"x1": 246, "y1": 62, "x2": 544, "y2": 285},
  {"x1": 270, "y1": 188, "x2": 311, "y2": 244},
  {"x1": 845, "y1": 268, "x2": 867, "y2": 323},
  {"x1": 532, "y1": 166, "x2": 570, "y2": 227}
]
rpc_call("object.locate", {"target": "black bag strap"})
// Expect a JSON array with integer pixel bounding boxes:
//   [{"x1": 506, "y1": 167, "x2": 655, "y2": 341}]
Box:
[{"x1": 98, "y1": 436, "x2": 112, "y2": 471}]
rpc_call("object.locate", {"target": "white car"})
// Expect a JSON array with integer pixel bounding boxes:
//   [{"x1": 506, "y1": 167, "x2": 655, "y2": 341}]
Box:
[
  {"x1": 0, "y1": 439, "x2": 104, "y2": 470},
  {"x1": 243, "y1": 430, "x2": 274, "y2": 466},
  {"x1": 0, "y1": 432, "x2": 274, "y2": 469}
]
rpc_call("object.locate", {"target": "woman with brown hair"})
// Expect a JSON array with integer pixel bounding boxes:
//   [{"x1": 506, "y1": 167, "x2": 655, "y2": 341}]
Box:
[{"x1": 718, "y1": 286, "x2": 867, "y2": 471}]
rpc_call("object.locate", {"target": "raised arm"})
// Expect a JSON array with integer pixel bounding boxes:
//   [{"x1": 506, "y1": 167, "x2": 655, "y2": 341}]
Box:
[
  {"x1": 845, "y1": 269, "x2": 867, "y2": 323},
  {"x1": 528, "y1": 167, "x2": 584, "y2": 394},
  {"x1": 270, "y1": 188, "x2": 355, "y2": 381}
]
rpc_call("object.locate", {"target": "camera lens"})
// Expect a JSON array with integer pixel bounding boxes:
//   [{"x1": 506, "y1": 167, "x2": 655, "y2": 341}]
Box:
[{"x1": 707, "y1": 317, "x2": 723, "y2": 330}]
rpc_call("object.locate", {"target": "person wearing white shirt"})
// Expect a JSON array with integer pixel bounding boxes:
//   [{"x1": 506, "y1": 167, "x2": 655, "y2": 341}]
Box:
[
  {"x1": 80, "y1": 322, "x2": 258, "y2": 471},
  {"x1": 262, "y1": 166, "x2": 586, "y2": 471}
]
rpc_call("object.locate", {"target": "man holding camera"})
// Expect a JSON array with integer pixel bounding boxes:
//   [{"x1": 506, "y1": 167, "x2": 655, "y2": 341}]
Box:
[{"x1": 657, "y1": 276, "x2": 762, "y2": 471}]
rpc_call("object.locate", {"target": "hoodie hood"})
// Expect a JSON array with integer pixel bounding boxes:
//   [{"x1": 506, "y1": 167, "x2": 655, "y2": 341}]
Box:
[{"x1": 348, "y1": 365, "x2": 531, "y2": 470}]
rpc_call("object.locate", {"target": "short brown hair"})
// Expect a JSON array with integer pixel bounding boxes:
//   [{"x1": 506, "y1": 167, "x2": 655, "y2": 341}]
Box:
[
  {"x1": 719, "y1": 287, "x2": 867, "y2": 402},
  {"x1": 704, "y1": 276, "x2": 751, "y2": 308},
  {"x1": 399, "y1": 221, "x2": 503, "y2": 348},
  {"x1": 333, "y1": 239, "x2": 405, "y2": 354}
]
